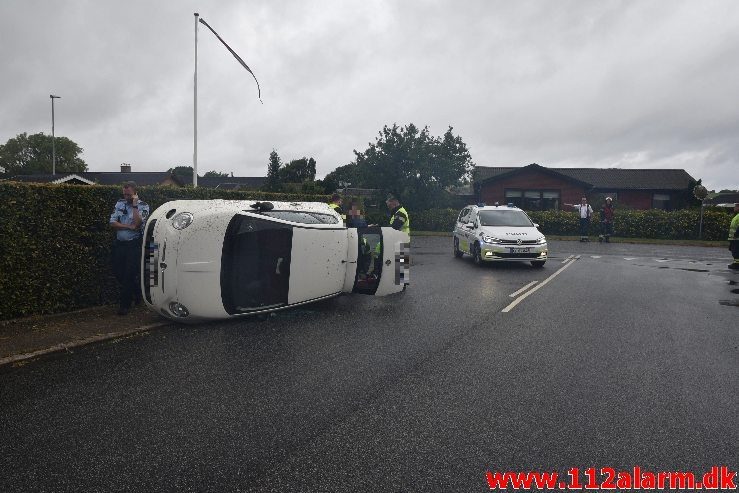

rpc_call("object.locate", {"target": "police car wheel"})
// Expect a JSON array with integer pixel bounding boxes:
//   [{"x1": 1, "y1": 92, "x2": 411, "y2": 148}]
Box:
[
  {"x1": 453, "y1": 237, "x2": 463, "y2": 258},
  {"x1": 531, "y1": 261, "x2": 546, "y2": 268},
  {"x1": 472, "y1": 243, "x2": 483, "y2": 265}
]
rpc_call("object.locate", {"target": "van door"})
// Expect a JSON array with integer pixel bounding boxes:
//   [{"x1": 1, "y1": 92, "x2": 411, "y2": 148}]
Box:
[{"x1": 352, "y1": 227, "x2": 409, "y2": 296}]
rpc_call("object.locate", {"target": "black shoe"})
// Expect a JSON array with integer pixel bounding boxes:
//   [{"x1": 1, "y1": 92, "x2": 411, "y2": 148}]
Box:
[{"x1": 117, "y1": 307, "x2": 129, "y2": 316}]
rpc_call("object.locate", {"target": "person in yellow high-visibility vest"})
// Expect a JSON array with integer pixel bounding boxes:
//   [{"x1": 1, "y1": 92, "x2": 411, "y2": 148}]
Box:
[
  {"x1": 328, "y1": 194, "x2": 346, "y2": 224},
  {"x1": 729, "y1": 202, "x2": 739, "y2": 270},
  {"x1": 385, "y1": 194, "x2": 410, "y2": 235}
]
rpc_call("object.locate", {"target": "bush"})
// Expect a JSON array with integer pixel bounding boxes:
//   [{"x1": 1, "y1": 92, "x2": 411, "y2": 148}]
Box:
[{"x1": 0, "y1": 182, "x2": 328, "y2": 320}]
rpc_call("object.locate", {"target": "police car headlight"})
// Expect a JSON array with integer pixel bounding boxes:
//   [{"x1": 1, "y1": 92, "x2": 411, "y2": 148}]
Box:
[
  {"x1": 172, "y1": 212, "x2": 193, "y2": 230},
  {"x1": 168, "y1": 302, "x2": 190, "y2": 317},
  {"x1": 481, "y1": 234, "x2": 502, "y2": 244},
  {"x1": 535, "y1": 236, "x2": 547, "y2": 244}
]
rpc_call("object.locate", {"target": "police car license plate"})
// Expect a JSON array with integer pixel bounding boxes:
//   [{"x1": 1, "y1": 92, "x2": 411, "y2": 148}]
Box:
[{"x1": 509, "y1": 247, "x2": 531, "y2": 253}]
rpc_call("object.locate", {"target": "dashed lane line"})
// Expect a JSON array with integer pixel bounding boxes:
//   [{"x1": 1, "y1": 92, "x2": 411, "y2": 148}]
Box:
[
  {"x1": 502, "y1": 258, "x2": 578, "y2": 313},
  {"x1": 509, "y1": 281, "x2": 538, "y2": 298}
]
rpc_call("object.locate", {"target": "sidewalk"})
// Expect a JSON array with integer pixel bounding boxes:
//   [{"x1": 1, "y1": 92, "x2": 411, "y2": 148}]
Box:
[{"x1": 0, "y1": 304, "x2": 172, "y2": 367}]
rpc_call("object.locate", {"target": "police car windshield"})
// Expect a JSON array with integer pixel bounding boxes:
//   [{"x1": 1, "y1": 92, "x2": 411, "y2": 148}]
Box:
[{"x1": 478, "y1": 210, "x2": 533, "y2": 227}]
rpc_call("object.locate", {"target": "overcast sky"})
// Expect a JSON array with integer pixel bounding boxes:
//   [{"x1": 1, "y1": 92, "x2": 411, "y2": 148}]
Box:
[{"x1": 2, "y1": 0, "x2": 738, "y2": 190}]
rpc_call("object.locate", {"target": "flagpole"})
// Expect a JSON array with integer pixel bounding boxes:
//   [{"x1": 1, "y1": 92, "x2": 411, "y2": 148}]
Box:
[{"x1": 193, "y1": 12, "x2": 199, "y2": 188}]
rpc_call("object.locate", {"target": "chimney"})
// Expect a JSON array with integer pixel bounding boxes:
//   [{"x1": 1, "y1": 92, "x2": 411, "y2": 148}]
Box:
[{"x1": 120, "y1": 163, "x2": 131, "y2": 173}]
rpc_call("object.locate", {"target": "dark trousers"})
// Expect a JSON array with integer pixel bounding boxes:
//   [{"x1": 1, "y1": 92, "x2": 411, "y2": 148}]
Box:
[
  {"x1": 601, "y1": 221, "x2": 614, "y2": 237},
  {"x1": 730, "y1": 240, "x2": 739, "y2": 262},
  {"x1": 112, "y1": 239, "x2": 142, "y2": 309},
  {"x1": 579, "y1": 218, "x2": 590, "y2": 237}
]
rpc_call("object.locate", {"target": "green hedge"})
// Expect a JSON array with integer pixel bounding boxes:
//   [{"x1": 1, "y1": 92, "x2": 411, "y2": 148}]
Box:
[
  {"x1": 408, "y1": 207, "x2": 733, "y2": 240},
  {"x1": 0, "y1": 182, "x2": 328, "y2": 320}
]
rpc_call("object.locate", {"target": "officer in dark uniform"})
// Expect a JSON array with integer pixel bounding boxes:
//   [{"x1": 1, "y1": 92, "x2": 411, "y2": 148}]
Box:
[{"x1": 109, "y1": 181, "x2": 150, "y2": 315}]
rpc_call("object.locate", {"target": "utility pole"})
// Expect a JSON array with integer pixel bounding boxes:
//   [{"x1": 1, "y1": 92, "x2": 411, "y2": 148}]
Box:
[{"x1": 50, "y1": 94, "x2": 61, "y2": 175}]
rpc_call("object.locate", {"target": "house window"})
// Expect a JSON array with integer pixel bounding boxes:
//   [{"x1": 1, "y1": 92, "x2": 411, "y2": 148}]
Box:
[
  {"x1": 504, "y1": 190, "x2": 523, "y2": 208},
  {"x1": 595, "y1": 192, "x2": 618, "y2": 202},
  {"x1": 506, "y1": 189, "x2": 560, "y2": 210},
  {"x1": 542, "y1": 191, "x2": 560, "y2": 210},
  {"x1": 653, "y1": 193, "x2": 671, "y2": 210}
]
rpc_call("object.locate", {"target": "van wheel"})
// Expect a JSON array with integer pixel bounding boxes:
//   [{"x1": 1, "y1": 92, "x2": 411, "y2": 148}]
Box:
[
  {"x1": 531, "y1": 261, "x2": 546, "y2": 268},
  {"x1": 453, "y1": 237, "x2": 463, "y2": 258},
  {"x1": 473, "y1": 243, "x2": 483, "y2": 265}
]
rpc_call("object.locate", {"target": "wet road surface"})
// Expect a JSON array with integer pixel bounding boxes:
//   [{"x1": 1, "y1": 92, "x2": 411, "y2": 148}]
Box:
[{"x1": 1, "y1": 238, "x2": 737, "y2": 491}]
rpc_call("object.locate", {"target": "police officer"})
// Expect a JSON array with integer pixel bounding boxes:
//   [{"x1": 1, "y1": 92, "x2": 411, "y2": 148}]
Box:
[
  {"x1": 109, "y1": 181, "x2": 150, "y2": 315},
  {"x1": 728, "y1": 202, "x2": 739, "y2": 270},
  {"x1": 328, "y1": 194, "x2": 346, "y2": 224},
  {"x1": 386, "y1": 194, "x2": 410, "y2": 235}
]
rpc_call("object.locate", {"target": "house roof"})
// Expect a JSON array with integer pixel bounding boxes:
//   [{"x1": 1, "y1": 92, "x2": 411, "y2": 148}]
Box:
[
  {"x1": 475, "y1": 164, "x2": 696, "y2": 190},
  {"x1": 705, "y1": 192, "x2": 739, "y2": 205},
  {"x1": 4, "y1": 172, "x2": 184, "y2": 186},
  {"x1": 81, "y1": 172, "x2": 185, "y2": 186}
]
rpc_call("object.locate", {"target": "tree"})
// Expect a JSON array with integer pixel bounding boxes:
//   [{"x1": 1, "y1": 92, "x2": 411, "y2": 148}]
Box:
[
  {"x1": 264, "y1": 150, "x2": 282, "y2": 191},
  {"x1": 279, "y1": 157, "x2": 316, "y2": 183},
  {"x1": 0, "y1": 132, "x2": 87, "y2": 175},
  {"x1": 167, "y1": 165, "x2": 194, "y2": 185},
  {"x1": 322, "y1": 163, "x2": 366, "y2": 193},
  {"x1": 351, "y1": 124, "x2": 475, "y2": 210},
  {"x1": 203, "y1": 170, "x2": 230, "y2": 177}
]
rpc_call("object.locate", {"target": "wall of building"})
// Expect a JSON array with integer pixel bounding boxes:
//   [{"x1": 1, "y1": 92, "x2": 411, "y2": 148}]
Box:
[
  {"x1": 612, "y1": 190, "x2": 653, "y2": 210},
  {"x1": 479, "y1": 169, "x2": 587, "y2": 207}
]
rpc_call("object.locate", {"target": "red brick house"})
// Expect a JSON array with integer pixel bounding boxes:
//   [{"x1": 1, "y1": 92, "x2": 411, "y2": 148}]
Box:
[{"x1": 475, "y1": 163, "x2": 698, "y2": 210}]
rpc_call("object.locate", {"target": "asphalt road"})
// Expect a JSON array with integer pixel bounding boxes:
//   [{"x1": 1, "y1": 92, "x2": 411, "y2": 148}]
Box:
[{"x1": 1, "y1": 238, "x2": 737, "y2": 492}]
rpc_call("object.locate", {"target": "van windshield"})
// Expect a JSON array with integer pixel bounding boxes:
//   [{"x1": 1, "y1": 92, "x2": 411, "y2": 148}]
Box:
[
  {"x1": 478, "y1": 210, "x2": 533, "y2": 227},
  {"x1": 253, "y1": 211, "x2": 339, "y2": 224}
]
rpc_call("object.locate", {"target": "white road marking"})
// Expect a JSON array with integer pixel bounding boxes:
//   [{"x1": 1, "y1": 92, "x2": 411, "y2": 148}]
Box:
[
  {"x1": 655, "y1": 259, "x2": 671, "y2": 263},
  {"x1": 502, "y1": 259, "x2": 577, "y2": 313},
  {"x1": 591, "y1": 255, "x2": 601, "y2": 258},
  {"x1": 509, "y1": 281, "x2": 538, "y2": 298},
  {"x1": 624, "y1": 257, "x2": 636, "y2": 260},
  {"x1": 562, "y1": 255, "x2": 573, "y2": 263}
]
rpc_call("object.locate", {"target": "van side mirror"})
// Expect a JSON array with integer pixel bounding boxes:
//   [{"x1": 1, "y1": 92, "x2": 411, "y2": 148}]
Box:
[
  {"x1": 534, "y1": 223, "x2": 540, "y2": 228},
  {"x1": 465, "y1": 222, "x2": 475, "y2": 229}
]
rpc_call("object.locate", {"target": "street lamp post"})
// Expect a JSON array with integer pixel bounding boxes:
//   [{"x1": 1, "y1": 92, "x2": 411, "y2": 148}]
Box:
[{"x1": 50, "y1": 94, "x2": 61, "y2": 175}]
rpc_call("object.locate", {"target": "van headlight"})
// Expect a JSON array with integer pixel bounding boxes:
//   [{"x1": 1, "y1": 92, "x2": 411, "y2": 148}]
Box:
[
  {"x1": 481, "y1": 234, "x2": 502, "y2": 244},
  {"x1": 168, "y1": 302, "x2": 190, "y2": 317},
  {"x1": 172, "y1": 212, "x2": 193, "y2": 230},
  {"x1": 535, "y1": 236, "x2": 547, "y2": 244}
]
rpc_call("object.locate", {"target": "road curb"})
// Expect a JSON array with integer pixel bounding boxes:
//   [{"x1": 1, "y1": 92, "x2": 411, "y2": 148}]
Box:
[{"x1": 0, "y1": 321, "x2": 173, "y2": 367}]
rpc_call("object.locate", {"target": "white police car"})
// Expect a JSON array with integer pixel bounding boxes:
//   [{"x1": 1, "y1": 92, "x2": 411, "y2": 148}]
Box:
[
  {"x1": 141, "y1": 200, "x2": 410, "y2": 322},
  {"x1": 453, "y1": 204, "x2": 547, "y2": 267}
]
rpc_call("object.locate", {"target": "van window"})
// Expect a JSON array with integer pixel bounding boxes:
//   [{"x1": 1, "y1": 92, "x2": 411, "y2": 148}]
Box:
[{"x1": 254, "y1": 210, "x2": 339, "y2": 224}]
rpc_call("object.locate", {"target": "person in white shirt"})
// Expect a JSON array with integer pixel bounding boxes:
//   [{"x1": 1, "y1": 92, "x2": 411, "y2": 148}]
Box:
[{"x1": 564, "y1": 197, "x2": 594, "y2": 242}]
